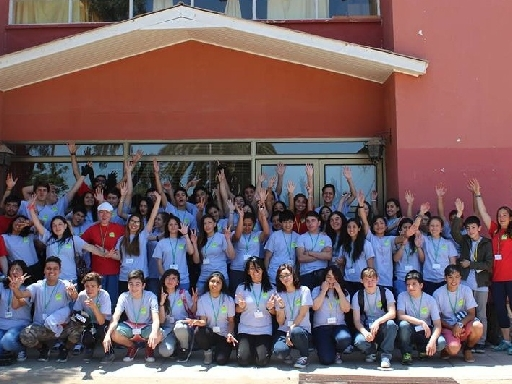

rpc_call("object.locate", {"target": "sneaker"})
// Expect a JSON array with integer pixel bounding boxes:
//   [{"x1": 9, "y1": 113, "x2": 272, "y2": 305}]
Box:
[
  {"x1": 293, "y1": 356, "x2": 308, "y2": 369},
  {"x1": 17, "y1": 350, "x2": 27, "y2": 362},
  {"x1": 441, "y1": 349, "x2": 450, "y2": 360},
  {"x1": 492, "y1": 340, "x2": 511, "y2": 351},
  {"x1": 473, "y1": 344, "x2": 486, "y2": 354},
  {"x1": 343, "y1": 345, "x2": 354, "y2": 354},
  {"x1": 51, "y1": 341, "x2": 62, "y2": 352},
  {"x1": 37, "y1": 345, "x2": 50, "y2": 362},
  {"x1": 380, "y1": 355, "x2": 391, "y2": 369},
  {"x1": 123, "y1": 346, "x2": 139, "y2": 362},
  {"x1": 203, "y1": 349, "x2": 213, "y2": 365},
  {"x1": 56, "y1": 346, "x2": 69, "y2": 363},
  {"x1": 100, "y1": 351, "x2": 115, "y2": 364},
  {"x1": 83, "y1": 349, "x2": 94, "y2": 362},
  {"x1": 335, "y1": 352, "x2": 343, "y2": 364},
  {"x1": 283, "y1": 355, "x2": 294, "y2": 365},
  {"x1": 401, "y1": 353, "x2": 412, "y2": 365},
  {"x1": 418, "y1": 351, "x2": 427, "y2": 359},
  {"x1": 177, "y1": 349, "x2": 190, "y2": 363},
  {"x1": 145, "y1": 345, "x2": 155, "y2": 363},
  {"x1": 73, "y1": 344, "x2": 83, "y2": 356},
  {"x1": 464, "y1": 349, "x2": 475, "y2": 363},
  {"x1": 365, "y1": 353, "x2": 377, "y2": 363}
]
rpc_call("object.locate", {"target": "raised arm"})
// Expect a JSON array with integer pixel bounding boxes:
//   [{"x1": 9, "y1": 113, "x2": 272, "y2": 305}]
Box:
[
  {"x1": 68, "y1": 142, "x2": 81, "y2": 181},
  {"x1": 116, "y1": 182, "x2": 130, "y2": 220},
  {"x1": 343, "y1": 167, "x2": 357, "y2": 205},
  {"x1": 287, "y1": 181, "x2": 295, "y2": 212},
  {"x1": 305, "y1": 164, "x2": 314, "y2": 211},
  {"x1": 275, "y1": 162, "x2": 286, "y2": 197},
  {"x1": 0, "y1": 173, "x2": 17, "y2": 209},
  {"x1": 467, "y1": 178, "x2": 491, "y2": 229},
  {"x1": 256, "y1": 190, "x2": 270, "y2": 242},
  {"x1": 153, "y1": 158, "x2": 168, "y2": 208},
  {"x1": 356, "y1": 190, "x2": 370, "y2": 235},
  {"x1": 65, "y1": 175, "x2": 87, "y2": 202},
  {"x1": 435, "y1": 183, "x2": 447, "y2": 222},
  {"x1": 404, "y1": 189, "x2": 415, "y2": 219},
  {"x1": 231, "y1": 206, "x2": 244, "y2": 243},
  {"x1": 145, "y1": 192, "x2": 162, "y2": 234},
  {"x1": 451, "y1": 198, "x2": 465, "y2": 245},
  {"x1": 27, "y1": 196, "x2": 46, "y2": 236}
]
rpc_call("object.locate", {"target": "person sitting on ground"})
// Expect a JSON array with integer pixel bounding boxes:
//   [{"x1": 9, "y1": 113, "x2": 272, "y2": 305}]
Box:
[
  {"x1": 102, "y1": 269, "x2": 163, "y2": 363},
  {"x1": 397, "y1": 270, "x2": 446, "y2": 365},
  {"x1": 433, "y1": 264, "x2": 484, "y2": 363},
  {"x1": 352, "y1": 267, "x2": 397, "y2": 369},
  {"x1": 11, "y1": 256, "x2": 82, "y2": 363}
]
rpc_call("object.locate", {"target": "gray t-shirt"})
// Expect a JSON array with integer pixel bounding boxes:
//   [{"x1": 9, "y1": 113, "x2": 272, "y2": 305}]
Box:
[
  {"x1": 351, "y1": 287, "x2": 395, "y2": 327},
  {"x1": 397, "y1": 291, "x2": 440, "y2": 326},
  {"x1": 161, "y1": 289, "x2": 192, "y2": 329},
  {"x1": 341, "y1": 240, "x2": 375, "y2": 283},
  {"x1": 152, "y1": 237, "x2": 190, "y2": 284},
  {"x1": 0, "y1": 284, "x2": 32, "y2": 330},
  {"x1": 196, "y1": 293, "x2": 235, "y2": 337},
  {"x1": 422, "y1": 236, "x2": 458, "y2": 283},
  {"x1": 235, "y1": 283, "x2": 274, "y2": 335},
  {"x1": 232, "y1": 231, "x2": 263, "y2": 271},
  {"x1": 117, "y1": 231, "x2": 149, "y2": 281},
  {"x1": 296, "y1": 232, "x2": 332, "y2": 275},
  {"x1": 42, "y1": 230, "x2": 87, "y2": 282},
  {"x1": 27, "y1": 279, "x2": 72, "y2": 325},
  {"x1": 366, "y1": 233, "x2": 395, "y2": 287},
  {"x1": 275, "y1": 286, "x2": 313, "y2": 333},
  {"x1": 311, "y1": 286, "x2": 350, "y2": 328},
  {"x1": 433, "y1": 284, "x2": 477, "y2": 326},
  {"x1": 73, "y1": 289, "x2": 112, "y2": 323},
  {"x1": 116, "y1": 290, "x2": 158, "y2": 324},
  {"x1": 265, "y1": 230, "x2": 299, "y2": 285}
]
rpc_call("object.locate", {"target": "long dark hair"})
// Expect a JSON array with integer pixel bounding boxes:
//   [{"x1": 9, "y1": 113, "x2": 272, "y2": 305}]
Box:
[
  {"x1": 137, "y1": 197, "x2": 154, "y2": 221},
  {"x1": 494, "y1": 206, "x2": 512, "y2": 238},
  {"x1": 163, "y1": 215, "x2": 183, "y2": 239},
  {"x1": 120, "y1": 213, "x2": 143, "y2": 258},
  {"x1": 49, "y1": 216, "x2": 73, "y2": 245},
  {"x1": 398, "y1": 217, "x2": 416, "y2": 252},
  {"x1": 81, "y1": 192, "x2": 98, "y2": 222},
  {"x1": 6, "y1": 215, "x2": 31, "y2": 237},
  {"x1": 321, "y1": 265, "x2": 347, "y2": 300},
  {"x1": 385, "y1": 198, "x2": 402, "y2": 219},
  {"x1": 159, "y1": 268, "x2": 180, "y2": 315},
  {"x1": 3, "y1": 260, "x2": 29, "y2": 289},
  {"x1": 204, "y1": 271, "x2": 230, "y2": 296},
  {"x1": 325, "y1": 211, "x2": 347, "y2": 255},
  {"x1": 242, "y1": 256, "x2": 272, "y2": 292},
  {"x1": 342, "y1": 218, "x2": 366, "y2": 263},
  {"x1": 198, "y1": 214, "x2": 217, "y2": 250},
  {"x1": 275, "y1": 264, "x2": 300, "y2": 293}
]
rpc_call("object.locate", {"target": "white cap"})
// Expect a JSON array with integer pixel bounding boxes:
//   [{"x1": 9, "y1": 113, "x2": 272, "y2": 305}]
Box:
[{"x1": 97, "y1": 202, "x2": 114, "y2": 212}]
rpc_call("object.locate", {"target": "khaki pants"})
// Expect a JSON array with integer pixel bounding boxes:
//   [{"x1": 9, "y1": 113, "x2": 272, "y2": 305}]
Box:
[{"x1": 20, "y1": 322, "x2": 84, "y2": 349}]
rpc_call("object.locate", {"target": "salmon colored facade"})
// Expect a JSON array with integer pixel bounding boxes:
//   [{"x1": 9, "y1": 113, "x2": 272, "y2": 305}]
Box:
[{"x1": 0, "y1": 0, "x2": 510, "y2": 212}]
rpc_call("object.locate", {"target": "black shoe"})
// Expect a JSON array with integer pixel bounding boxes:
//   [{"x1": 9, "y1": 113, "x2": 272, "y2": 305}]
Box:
[
  {"x1": 177, "y1": 349, "x2": 190, "y2": 363},
  {"x1": 56, "y1": 346, "x2": 69, "y2": 363},
  {"x1": 38, "y1": 345, "x2": 50, "y2": 362},
  {"x1": 100, "y1": 351, "x2": 115, "y2": 364}
]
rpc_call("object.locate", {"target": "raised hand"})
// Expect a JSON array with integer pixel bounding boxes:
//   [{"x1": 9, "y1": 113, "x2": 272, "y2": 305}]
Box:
[
  {"x1": 196, "y1": 196, "x2": 206, "y2": 212},
  {"x1": 275, "y1": 293, "x2": 285, "y2": 309},
  {"x1": 276, "y1": 162, "x2": 286, "y2": 176},
  {"x1": 179, "y1": 223, "x2": 190, "y2": 236},
  {"x1": 404, "y1": 190, "x2": 415, "y2": 205},
  {"x1": 419, "y1": 202, "x2": 430, "y2": 215},
  {"x1": 287, "y1": 181, "x2": 295, "y2": 195},
  {"x1": 119, "y1": 181, "x2": 128, "y2": 197},
  {"x1": 236, "y1": 293, "x2": 247, "y2": 311},
  {"x1": 94, "y1": 186, "x2": 105, "y2": 203},
  {"x1": 191, "y1": 287, "x2": 198, "y2": 304},
  {"x1": 357, "y1": 190, "x2": 365, "y2": 206},
  {"x1": 131, "y1": 149, "x2": 143, "y2": 164},
  {"x1": 435, "y1": 183, "x2": 447, "y2": 197},
  {"x1": 266, "y1": 293, "x2": 276, "y2": 311},
  {"x1": 268, "y1": 175, "x2": 277, "y2": 189},
  {"x1": 258, "y1": 173, "x2": 267, "y2": 185},
  {"x1": 160, "y1": 287, "x2": 168, "y2": 306},
  {"x1": 455, "y1": 198, "x2": 464, "y2": 215},
  {"x1": 190, "y1": 229, "x2": 197, "y2": 244},
  {"x1": 67, "y1": 142, "x2": 79, "y2": 155},
  {"x1": 467, "y1": 178, "x2": 480, "y2": 195},
  {"x1": 371, "y1": 190, "x2": 378, "y2": 201},
  {"x1": 152, "y1": 158, "x2": 160, "y2": 173},
  {"x1": 226, "y1": 199, "x2": 235, "y2": 213},
  {"x1": 258, "y1": 189, "x2": 268, "y2": 205},
  {"x1": 6, "y1": 173, "x2": 18, "y2": 190},
  {"x1": 414, "y1": 231, "x2": 424, "y2": 248},
  {"x1": 223, "y1": 226, "x2": 232, "y2": 240},
  {"x1": 342, "y1": 166, "x2": 352, "y2": 180},
  {"x1": 305, "y1": 163, "x2": 314, "y2": 177}
]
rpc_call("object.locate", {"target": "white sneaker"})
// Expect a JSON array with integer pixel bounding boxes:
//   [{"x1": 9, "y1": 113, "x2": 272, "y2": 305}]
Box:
[
  {"x1": 365, "y1": 353, "x2": 377, "y2": 363},
  {"x1": 343, "y1": 345, "x2": 354, "y2": 354},
  {"x1": 380, "y1": 355, "x2": 391, "y2": 368},
  {"x1": 293, "y1": 356, "x2": 308, "y2": 369},
  {"x1": 335, "y1": 352, "x2": 343, "y2": 364},
  {"x1": 17, "y1": 350, "x2": 27, "y2": 362}
]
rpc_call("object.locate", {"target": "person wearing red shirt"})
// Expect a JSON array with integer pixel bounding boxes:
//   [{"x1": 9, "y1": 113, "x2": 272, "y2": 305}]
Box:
[
  {"x1": 81, "y1": 202, "x2": 124, "y2": 308},
  {"x1": 0, "y1": 195, "x2": 20, "y2": 235},
  {"x1": 0, "y1": 236, "x2": 7, "y2": 275},
  {"x1": 469, "y1": 179, "x2": 512, "y2": 354}
]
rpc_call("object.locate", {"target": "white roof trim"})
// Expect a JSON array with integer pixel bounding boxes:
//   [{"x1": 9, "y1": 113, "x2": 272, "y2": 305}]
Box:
[{"x1": 0, "y1": 5, "x2": 427, "y2": 91}]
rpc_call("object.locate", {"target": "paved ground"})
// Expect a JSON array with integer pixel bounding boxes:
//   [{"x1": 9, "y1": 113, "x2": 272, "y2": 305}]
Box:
[{"x1": 1, "y1": 347, "x2": 511, "y2": 384}]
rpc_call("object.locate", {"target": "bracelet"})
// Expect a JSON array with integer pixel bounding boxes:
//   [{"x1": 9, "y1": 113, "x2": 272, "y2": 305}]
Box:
[
  {"x1": 278, "y1": 306, "x2": 285, "y2": 310},
  {"x1": 70, "y1": 153, "x2": 76, "y2": 156},
  {"x1": 371, "y1": 199, "x2": 376, "y2": 202},
  {"x1": 357, "y1": 205, "x2": 364, "y2": 208},
  {"x1": 475, "y1": 194, "x2": 481, "y2": 197}
]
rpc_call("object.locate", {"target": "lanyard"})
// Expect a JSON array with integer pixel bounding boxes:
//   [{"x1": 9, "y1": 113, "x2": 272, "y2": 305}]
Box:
[
  {"x1": 84, "y1": 295, "x2": 100, "y2": 318},
  {"x1": 408, "y1": 293, "x2": 423, "y2": 318},
  {"x1": 250, "y1": 286, "x2": 263, "y2": 309},
  {"x1": 99, "y1": 224, "x2": 110, "y2": 250},
  {"x1": 53, "y1": 239, "x2": 67, "y2": 256},
  {"x1": 168, "y1": 291, "x2": 179, "y2": 315},
  {"x1": 403, "y1": 244, "x2": 411, "y2": 264},
  {"x1": 431, "y1": 237, "x2": 441, "y2": 263},
  {"x1": 284, "y1": 291, "x2": 299, "y2": 320},
  {"x1": 327, "y1": 290, "x2": 338, "y2": 315},
  {"x1": 169, "y1": 238, "x2": 179, "y2": 264},
  {"x1": 471, "y1": 239, "x2": 480, "y2": 261},
  {"x1": 203, "y1": 236, "x2": 215, "y2": 256},
  {"x1": 447, "y1": 287, "x2": 460, "y2": 314},
  {"x1": 364, "y1": 291, "x2": 378, "y2": 317},
  {"x1": 44, "y1": 281, "x2": 59, "y2": 312},
  {"x1": 7, "y1": 289, "x2": 12, "y2": 311},
  {"x1": 282, "y1": 232, "x2": 292, "y2": 256},
  {"x1": 308, "y1": 233, "x2": 320, "y2": 251},
  {"x1": 243, "y1": 233, "x2": 253, "y2": 253},
  {"x1": 131, "y1": 295, "x2": 144, "y2": 324},
  {"x1": 209, "y1": 293, "x2": 223, "y2": 326}
]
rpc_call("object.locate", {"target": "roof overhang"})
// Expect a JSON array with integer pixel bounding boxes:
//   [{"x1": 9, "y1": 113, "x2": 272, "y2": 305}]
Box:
[{"x1": 0, "y1": 4, "x2": 428, "y2": 91}]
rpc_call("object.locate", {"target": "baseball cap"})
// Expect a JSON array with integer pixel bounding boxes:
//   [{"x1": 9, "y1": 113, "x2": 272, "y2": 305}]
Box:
[{"x1": 97, "y1": 202, "x2": 114, "y2": 212}]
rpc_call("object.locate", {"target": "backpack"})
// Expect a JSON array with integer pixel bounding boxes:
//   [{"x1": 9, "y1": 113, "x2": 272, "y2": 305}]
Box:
[
  {"x1": 179, "y1": 288, "x2": 196, "y2": 319},
  {"x1": 357, "y1": 286, "x2": 388, "y2": 321}
]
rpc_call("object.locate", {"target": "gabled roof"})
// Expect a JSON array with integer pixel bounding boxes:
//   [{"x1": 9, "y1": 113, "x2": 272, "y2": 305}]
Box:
[{"x1": 0, "y1": 4, "x2": 427, "y2": 91}]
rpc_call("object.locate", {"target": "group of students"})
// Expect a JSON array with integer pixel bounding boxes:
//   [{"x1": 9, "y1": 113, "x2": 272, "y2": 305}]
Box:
[{"x1": 0, "y1": 144, "x2": 510, "y2": 369}]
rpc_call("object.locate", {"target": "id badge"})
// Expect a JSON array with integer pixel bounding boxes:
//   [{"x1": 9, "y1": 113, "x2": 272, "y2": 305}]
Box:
[
  {"x1": 42, "y1": 313, "x2": 48, "y2": 321},
  {"x1": 368, "y1": 322, "x2": 374, "y2": 328},
  {"x1": 495, "y1": 254, "x2": 502, "y2": 261},
  {"x1": 203, "y1": 258, "x2": 210, "y2": 265},
  {"x1": 126, "y1": 258, "x2": 134, "y2": 264},
  {"x1": 169, "y1": 264, "x2": 178, "y2": 270},
  {"x1": 4, "y1": 311, "x2": 12, "y2": 318},
  {"x1": 327, "y1": 317, "x2": 336, "y2": 324},
  {"x1": 287, "y1": 320, "x2": 294, "y2": 327},
  {"x1": 243, "y1": 254, "x2": 251, "y2": 261},
  {"x1": 432, "y1": 263, "x2": 441, "y2": 270},
  {"x1": 405, "y1": 265, "x2": 413, "y2": 272},
  {"x1": 132, "y1": 328, "x2": 142, "y2": 335},
  {"x1": 347, "y1": 268, "x2": 355, "y2": 275},
  {"x1": 414, "y1": 324, "x2": 423, "y2": 332},
  {"x1": 212, "y1": 326, "x2": 221, "y2": 333},
  {"x1": 254, "y1": 310, "x2": 264, "y2": 318}
]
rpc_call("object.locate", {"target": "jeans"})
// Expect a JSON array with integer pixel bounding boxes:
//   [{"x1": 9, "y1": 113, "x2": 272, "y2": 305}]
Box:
[
  {"x1": 273, "y1": 327, "x2": 311, "y2": 358},
  {"x1": 398, "y1": 321, "x2": 446, "y2": 354},
  {"x1": 312, "y1": 324, "x2": 352, "y2": 365},
  {"x1": 394, "y1": 280, "x2": 407, "y2": 296},
  {"x1": 195, "y1": 327, "x2": 233, "y2": 365},
  {"x1": 159, "y1": 321, "x2": 193, "y2": 357},
  {"x1": 101, "y1": 274, "x2": 119, "y2": 311},
  {"x1": 299, "y1": 270, "x2": 324, "y2": 291},
  {"x1": 491, "y1": 281, "x2": 512, "y2": 329},
  {"x1": 0, "y1": 325, "x2": 26, "y2": 354},
  {"x1": 354, "y1": 319, "x2": 397, "y2": 357},
  {"x1": 237, "y1": 333, "x2": 272, "y2": 367},
  {"x1": 473, "y1": 290, "x2": 488, "y2": 343},
  {"x1": 229, "y1": 270, "x2": 245, "y2": 296}
]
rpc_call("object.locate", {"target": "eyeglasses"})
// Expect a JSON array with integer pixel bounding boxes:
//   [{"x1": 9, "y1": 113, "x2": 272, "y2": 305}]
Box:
[
  {"x1": 279, "y1": 273, "x2": 292, "y2": 279},
  {"x1": 249, "y1": 267, "x2": 262, "y2": 272},
  {"x1": 129, "y1": 220, "x2": 141, "y2": 224}
]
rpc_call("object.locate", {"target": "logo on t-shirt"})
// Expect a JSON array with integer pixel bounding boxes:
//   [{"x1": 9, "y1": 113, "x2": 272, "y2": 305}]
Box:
[
  {"x1": 55, "y1": 293, "x2": 63, "y2": 301},
  {"x1": 109, "y1": 232, "x2": 116, "y2": 238}
]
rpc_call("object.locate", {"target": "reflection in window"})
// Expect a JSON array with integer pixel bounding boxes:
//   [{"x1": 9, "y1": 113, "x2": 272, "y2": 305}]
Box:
[
  {"x1": 256, "y1": 142, "x2": 366, "y2": 155},
  {"x1": 130, "y1": 142, "x2": 251, "y2": 156},
  {"x1": 7, "y1": 144, "x2": 124, "y2": 157}
]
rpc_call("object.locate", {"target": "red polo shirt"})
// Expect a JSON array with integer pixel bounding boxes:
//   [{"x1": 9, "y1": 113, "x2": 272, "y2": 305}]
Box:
[
  {"x1": 0, "y1": 216, "x2": 15, "y2": 234},
  {"x1": 81, "y1": 222, "x2": 125, "y2": 275}
]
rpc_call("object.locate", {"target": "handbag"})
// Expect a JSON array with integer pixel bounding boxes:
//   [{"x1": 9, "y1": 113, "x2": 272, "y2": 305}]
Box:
[{"x1": 73, "y1": 239, "x2": 90, "y2": 282}]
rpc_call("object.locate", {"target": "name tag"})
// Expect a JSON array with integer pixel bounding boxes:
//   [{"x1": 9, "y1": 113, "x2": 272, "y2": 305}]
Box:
[
  {"x1": 169, "y1": 264, "x2": 178, "y2": 270},
  {"x1": 414, "y1": 324, "x2": 424, "y2": 332},
  {"x1": 327, "y1": 317, "x2": 336, "y2": 324},
  {"x1": 133, "y1": 328, "x2": 142, "y2": 335},
  {"x1": 212, "y1": 326, "x2": 221, "y2": 333},
  {"x1": 495, "y1": 254, "x2": 502, "y2": 261},
  {"x1": 432, "y1": 263, "x2": 441, "y2": 270},
  {"x1": 368, "y1": 322, "x2": 374, "y2": 328},
  {"x1": 287, "y1": 321, "x2": 294, "y2": 327},
  {"x1": 243, "y1": 254, "x2": 251, "y2": 261},
  {"x1": 4, "y1": 311, "x2": 13, "y2": 318},
  {"x1": 404, "y1": 265, "x2": 413, "y2": 272},
  {"x1": 347, "y1": 268, "x2": 355, "y2": 275},
  {"x1": 126, "y1": 258, "x2": 134, "y2": 264},
  {"x1": 254, "y1": 310, "x2": 264, "y2": 318},
  {"x1": 203, "y1": 258, "x2": 210, "y2": 265}
]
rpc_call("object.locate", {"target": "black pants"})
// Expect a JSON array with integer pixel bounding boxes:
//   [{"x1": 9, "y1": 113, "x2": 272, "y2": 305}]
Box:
[
  {"x1": 82, "y1": 322, "x2": 109, "y2": 352},
  {"x1": 236, "y1": 333, "x2": 272, "y2": 367},
  {"x1": 195, "y1": 327, "x2": 233, "y2": 365}
]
